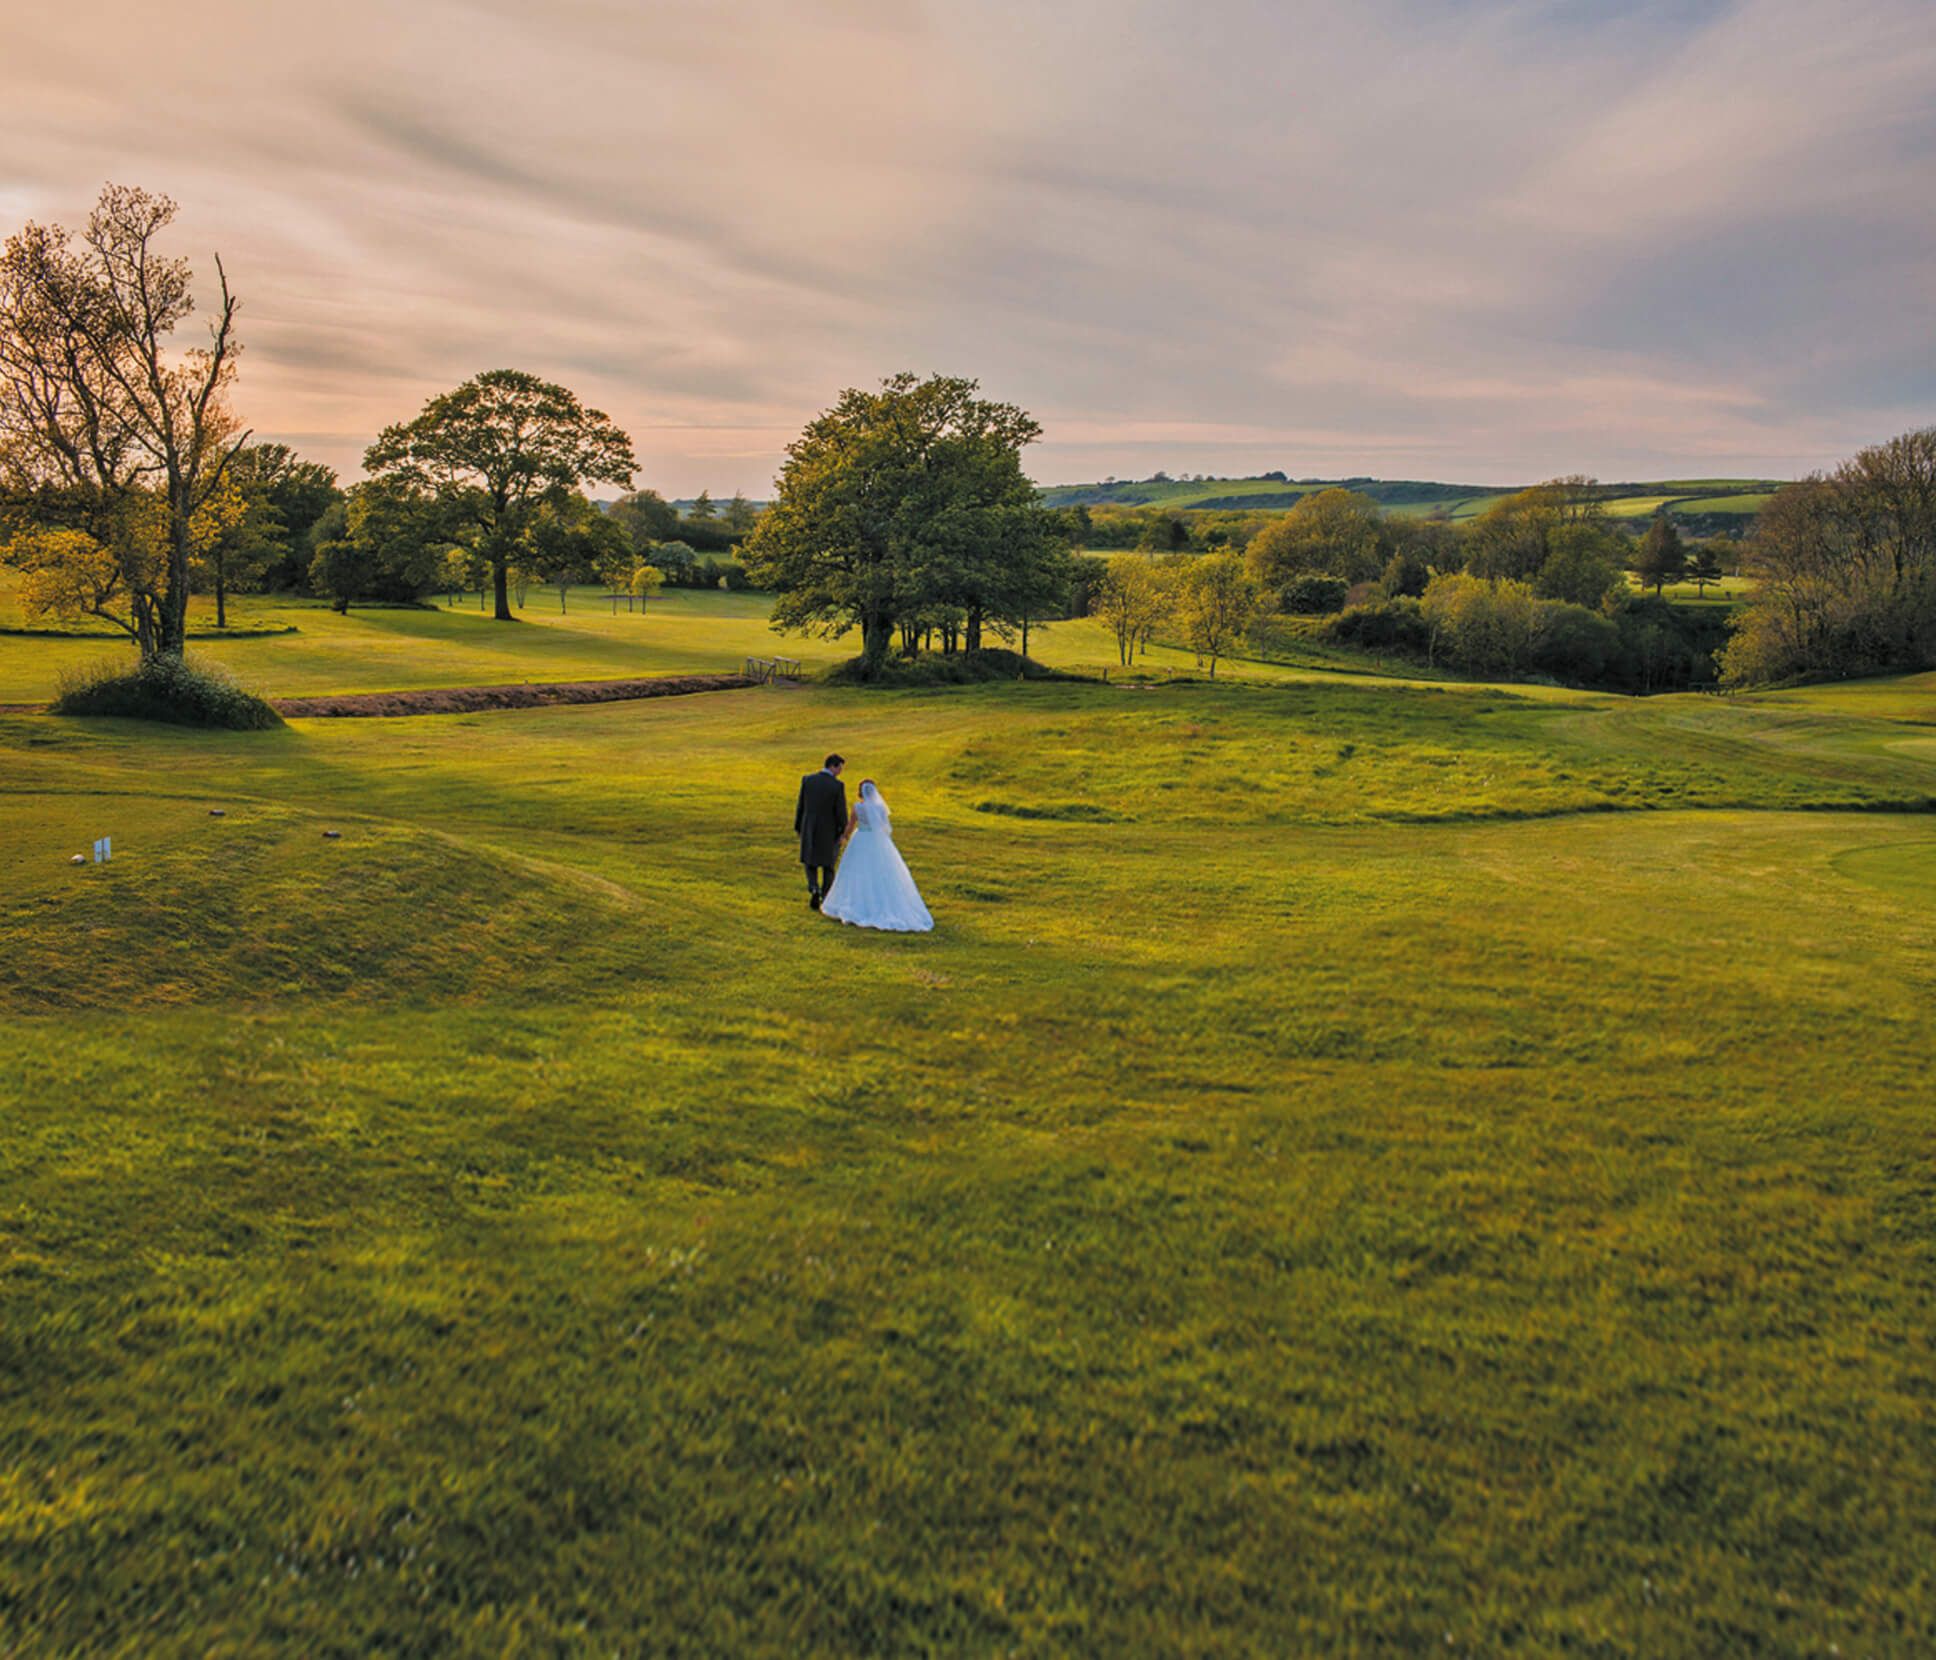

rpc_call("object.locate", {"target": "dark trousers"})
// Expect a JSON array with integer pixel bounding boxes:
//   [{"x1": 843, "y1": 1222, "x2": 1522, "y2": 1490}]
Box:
[{"x1": 805, "y1": 863, "x2": 837, "y2": 897}]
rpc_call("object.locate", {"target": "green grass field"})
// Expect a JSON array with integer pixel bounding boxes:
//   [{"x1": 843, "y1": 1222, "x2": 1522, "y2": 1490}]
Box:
[
  {"x1": 3, "y1": 576, "x2": 1592, "y2": 705},
  {"x1": 1673, "y1": 492, "x2": 1775, "y2": 516},
  {"x1": 1624, "y1": 573, "x2": 1754, "y2": 606},
  {"x1": 3, "y1": 592, "x2": 1933, "y2": 1653}
]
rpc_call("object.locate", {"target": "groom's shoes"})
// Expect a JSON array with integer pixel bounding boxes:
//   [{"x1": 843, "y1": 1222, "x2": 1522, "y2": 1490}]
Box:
[{"x1": 808, "y1": 891, "x2": 822, "y2": 911}]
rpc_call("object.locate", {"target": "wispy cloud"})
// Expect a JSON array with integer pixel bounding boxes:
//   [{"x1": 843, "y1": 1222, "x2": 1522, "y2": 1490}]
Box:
[{"x1": 1, "y1": 0, "x2": 1929, "y2": 489}]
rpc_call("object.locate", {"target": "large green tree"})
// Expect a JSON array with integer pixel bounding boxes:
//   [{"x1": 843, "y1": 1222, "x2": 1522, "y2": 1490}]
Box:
[
  {"x1": 744, "y1": 373, "x2": 1063, "y2": 670},
  {"x1": 308, "y1": 481, "x2": 449, "y2": 613},
  {"x1": 364, "y1": 370, "x2": 636, "y2": 620},
  {"x1": 1466, "y1": 477, "x2": 1606, "y2": 582},
  {"x1": 1245, "y1": 488, "x2": 1387, "y2": 589},
  {"x1": 609, "y1": 488, "x2": 679, "y2": 549},
  {"x1": 1722, "y1": 428, "x2": 1936, "y2": 684}
]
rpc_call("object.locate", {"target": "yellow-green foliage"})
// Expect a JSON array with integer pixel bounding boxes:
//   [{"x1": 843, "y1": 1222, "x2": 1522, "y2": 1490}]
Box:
[{"x1": 2, "y1": 600, "x2": 1934, "y2": 1653}]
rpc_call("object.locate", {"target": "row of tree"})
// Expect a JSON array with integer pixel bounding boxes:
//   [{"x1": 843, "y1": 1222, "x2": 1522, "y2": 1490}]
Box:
[
  {"x1": 1, "y1": 184, "x2": 774, "y2": 647},
  {"x1": 1241, "y1": 479, "x2": 1729, "y2": 613},
  {"x1": 1278, "y1": 429, "x2": 1936, "y2": 690},
  {"x1": 1087, "y1": 552, "x2": 1260, "y2": 677},
  {"x1": 1323, "y1": 577, "x2": 1727, "y2": 693}
]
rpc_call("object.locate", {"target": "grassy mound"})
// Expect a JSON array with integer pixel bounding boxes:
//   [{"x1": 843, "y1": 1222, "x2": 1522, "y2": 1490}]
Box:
[
  {"x1": 51, "y1": 653, "x2": 283, "y2": 729},
  {"x1": 0, "y1": 801, "x2": 653, "y2": 1012},
  {"x1": 825, "y1": 647, "x2": 1067, "y2": 686}
]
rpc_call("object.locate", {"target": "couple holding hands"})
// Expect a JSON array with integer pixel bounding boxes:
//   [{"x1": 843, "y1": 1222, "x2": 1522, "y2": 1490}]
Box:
[{"x1": 793, "y1": 754, "x2": 934, "y2": 933}]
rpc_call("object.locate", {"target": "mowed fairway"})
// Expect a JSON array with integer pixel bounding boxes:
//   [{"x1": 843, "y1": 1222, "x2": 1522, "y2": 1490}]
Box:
[{"x1": 2, "y1": 603, "x2": 1934, "y2": 1654}]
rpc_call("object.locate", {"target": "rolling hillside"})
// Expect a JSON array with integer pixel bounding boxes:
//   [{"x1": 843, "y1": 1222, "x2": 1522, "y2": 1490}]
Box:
[{"x1": 1039, "y1": 474, "x2": 1783, "y2": 526}]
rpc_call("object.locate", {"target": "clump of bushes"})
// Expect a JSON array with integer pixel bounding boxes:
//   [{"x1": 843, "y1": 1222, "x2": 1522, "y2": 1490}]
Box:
[
  {"x1": 1321, "y1": 577, "x2": 1727, "y2": 692},
  {"x1": 1278, "y1": 571, "x2": 1350, "y2": 614},
  {"x1": 1327, "y1": 596, "x2": 1431, "y2": 656},
  {"x1": 825, "y1": 648, "x2": 1065, "y2": 686},
  {"x1": 52, "y1": 654, "x2": 283, "y2": 729}
]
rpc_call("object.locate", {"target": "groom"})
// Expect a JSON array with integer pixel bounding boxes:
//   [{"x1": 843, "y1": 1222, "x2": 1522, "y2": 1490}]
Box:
[{"x1": 795, "y1": 753, "x2": 847, "y2": 910}]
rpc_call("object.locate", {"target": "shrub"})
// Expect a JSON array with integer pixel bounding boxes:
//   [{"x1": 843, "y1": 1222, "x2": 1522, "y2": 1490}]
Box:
[
  {"x1": 1529, "y1": 600, "x2": 1619, "y2": 681},
  {"x1": 651, "y1": 540, "x2": 699, "y2": 583},
  {"x1": 52, "y1": 653, "x2": 283, "y2": 729},
  {"x1": 1279, "y1": 571, "x2": 1349, "y2": 614},
  {"x1": 1326, "y1": 596, "x2": 1431, "y2": 655},
  {"x1": 824, "y1": 648, "x2": 1062, "y2": 686}
]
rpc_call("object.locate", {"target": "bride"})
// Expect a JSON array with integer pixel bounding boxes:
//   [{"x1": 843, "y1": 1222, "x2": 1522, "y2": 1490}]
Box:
[{"x1": 823, "y1": 780, "x2": 934, "y2": 933}]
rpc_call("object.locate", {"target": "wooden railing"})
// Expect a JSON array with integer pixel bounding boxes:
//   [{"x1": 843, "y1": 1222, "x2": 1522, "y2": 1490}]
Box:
[{"x1": 742, "y1": 656, "x2": 803, "y2": 684}]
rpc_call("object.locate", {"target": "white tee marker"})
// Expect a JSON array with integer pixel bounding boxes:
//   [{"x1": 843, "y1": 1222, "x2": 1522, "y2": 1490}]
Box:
[{"x1": 92, "y1": 836, "x2": 112, "y2": 863}]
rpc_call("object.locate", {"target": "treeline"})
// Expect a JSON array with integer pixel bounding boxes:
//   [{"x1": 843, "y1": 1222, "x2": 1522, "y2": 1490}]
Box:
[
  {"x1": 3, "y1": 448, "x2": 764, "y2": 625},
  {"x1": 1200, "y1": 478, "x2": 1736, "y2": 691},
  {"x1": 1082, "y1": 438, "x2": 1936, "y2": 691},
  {"x1": 0, "y1": 186, "x2": 769, "y2": 644},
  {"x1": 316, "y1": 480, "x2": 763, "y2": 617}
]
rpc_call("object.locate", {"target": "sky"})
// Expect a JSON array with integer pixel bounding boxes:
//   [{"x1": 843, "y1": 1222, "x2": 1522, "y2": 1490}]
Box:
[{"x1": 3, "y1": 0, "x2": 1932, "y2": 495}]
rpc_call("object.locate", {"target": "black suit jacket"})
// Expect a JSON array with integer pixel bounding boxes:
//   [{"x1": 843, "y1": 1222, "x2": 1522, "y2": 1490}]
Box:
[{"x1": 795, "y1": 771, "x2": 847, "y2": 867}]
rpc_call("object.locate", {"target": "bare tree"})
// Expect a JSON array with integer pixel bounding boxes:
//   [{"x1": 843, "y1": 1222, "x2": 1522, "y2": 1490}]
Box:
[
  {"x1": 1722, "y1": 428, "x2": 1936, "y2": 684},
  {"x1": 0, "y1": 185, "x2": 245, "y2": 656}
]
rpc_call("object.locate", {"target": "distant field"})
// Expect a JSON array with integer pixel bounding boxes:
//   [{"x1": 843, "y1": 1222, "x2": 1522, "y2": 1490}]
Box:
[
  {"x1": 1624, "y1": 572, "x2": 1754, "y2": 606},
  {"x1": 1382, "y1": 493, "x2": 1514, "y2": 521},
  {"x1": 1039, "y1": 475, "x2": 1783, "y2": 524},
  {"x1": 1674, "y1": 492, "x2": 1774, "y2": 515},
  {"x1": 1602, "y1": 495, "x2": 1681, "y2": 519},
  {"x1": 1040, "y1": 476, "x2": 1317, "y2": 510}
]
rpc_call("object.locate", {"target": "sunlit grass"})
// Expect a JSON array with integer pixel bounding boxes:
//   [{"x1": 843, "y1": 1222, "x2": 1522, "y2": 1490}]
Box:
[{"x1": 2, "y1": 601, "x2": 1934, "y2": 1653}]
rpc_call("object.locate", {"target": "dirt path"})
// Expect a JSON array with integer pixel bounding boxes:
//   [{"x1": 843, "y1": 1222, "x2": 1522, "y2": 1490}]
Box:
[{"x1": 271, "y1": 674, "x2": 755, "y2": 717}]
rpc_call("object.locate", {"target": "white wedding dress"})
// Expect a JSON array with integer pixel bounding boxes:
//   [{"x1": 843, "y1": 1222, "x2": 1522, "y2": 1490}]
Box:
[{"x1": 823, "y1": 784, "x2": 934, "y2": 932}]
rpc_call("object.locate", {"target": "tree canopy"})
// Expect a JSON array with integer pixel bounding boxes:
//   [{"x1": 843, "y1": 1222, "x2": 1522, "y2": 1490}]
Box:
[
  {"x1": 363, "y1": 369, "x2": 635, "y2": 620},
  {"x1": 743, "y1": 372, "x2": 1073, "y2": 670},
  {"x1": 1245, "y1": 488, "x2": 1386, "y2": 590}
]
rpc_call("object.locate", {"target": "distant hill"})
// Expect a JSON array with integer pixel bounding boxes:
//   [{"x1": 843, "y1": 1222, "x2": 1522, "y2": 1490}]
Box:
[{"x1": 1037, "y1": 474, "x2": 1784, "y2": 527}]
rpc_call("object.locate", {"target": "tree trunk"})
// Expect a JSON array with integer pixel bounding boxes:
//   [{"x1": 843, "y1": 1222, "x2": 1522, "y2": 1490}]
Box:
[
  {"x1": 494, "y1": 559, "x2": 513, "y2": 620},
  {"x1": 134, "y1": 593, "x2": 159, "y2": 658},
  {"x1": 159, "y1": 508, "x2": 193, "y2": 656},
  {"x1": 861, "y1": 612, "x2": 894, "y2": 669},
  {"x1": 216, "y1": 568, "x2": 228, "y2": 630}
]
